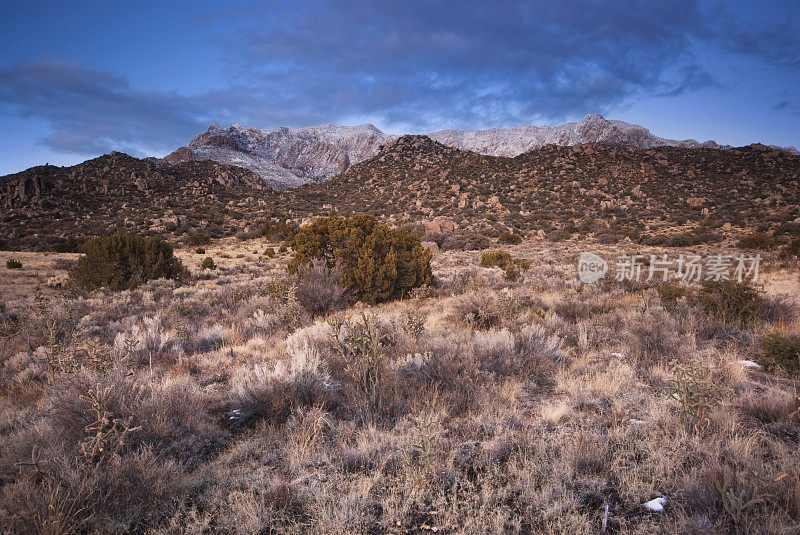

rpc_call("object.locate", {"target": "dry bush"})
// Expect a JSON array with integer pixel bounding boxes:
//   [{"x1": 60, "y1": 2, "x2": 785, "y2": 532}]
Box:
[
  {"x1": 736, "y1": 232, "x2": 775, "y2": 250},
  {"x1": 760, "y1": 332, "x2": 800, "y2": 376},
  {"x1": 737, "y1": 389, "x2": 797, "y2": 424},
  {"x1": 292, "y1": 258, "x2": 347, "y2": 317},
  {"x1": 228, "y1": 342, "x2": 340, "y2": 429},
  {"x1": 697, "y1": 279, "x2": 765, "y2": 327},
  {"x1": 449, "y1": 291, "x2": 502, "y2": 330},
  {"x1": 1, "y1": 369, "x2": 223, "y2": 533}
]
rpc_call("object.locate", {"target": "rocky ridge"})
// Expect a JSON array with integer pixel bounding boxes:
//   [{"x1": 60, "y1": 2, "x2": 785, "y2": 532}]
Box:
[{"x1": 164, "y1": 114, "x2": 798, "y2": 189}]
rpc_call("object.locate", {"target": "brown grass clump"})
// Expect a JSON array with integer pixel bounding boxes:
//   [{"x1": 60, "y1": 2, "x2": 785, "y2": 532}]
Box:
[{"x1": 291, "y1": 258, "x2": 347, "y2": 317}]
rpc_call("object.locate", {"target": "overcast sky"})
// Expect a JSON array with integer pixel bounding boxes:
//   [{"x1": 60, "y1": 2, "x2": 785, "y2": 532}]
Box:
[{"x1": 0, "y1": 0, "x2": 798, "y2": 174}]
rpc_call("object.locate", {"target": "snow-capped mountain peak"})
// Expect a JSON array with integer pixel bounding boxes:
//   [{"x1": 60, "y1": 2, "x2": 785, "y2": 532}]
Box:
[{"x1": 165, "y1": 115, "x2": 730, "y2": 189}]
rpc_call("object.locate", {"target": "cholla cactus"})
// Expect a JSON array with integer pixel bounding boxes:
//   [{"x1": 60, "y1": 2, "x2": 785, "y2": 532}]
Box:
[
  {"x1": 328, "y1": 312, "x2": 386, "y2": 417},
  {"x1": 79, "y1": 385, "x2": 141, "y2": 463}
]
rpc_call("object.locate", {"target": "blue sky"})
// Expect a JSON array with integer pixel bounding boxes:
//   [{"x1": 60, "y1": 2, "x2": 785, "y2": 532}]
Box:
[{"x1": 0, "y1": 0, "x2": 798, "y2": 174}]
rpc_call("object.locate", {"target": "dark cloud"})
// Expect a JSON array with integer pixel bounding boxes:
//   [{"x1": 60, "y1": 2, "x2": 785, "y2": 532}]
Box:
[
  {"x1": 656, "y1": 65, "x2": 719, "y2": 97},
  {"x1": 0, "y1": 1, "x2": 796, "y2": 156},
  {"x1": 225, "y1": 0, "x2": 719, "y2": 130},
  {"x1": 0, "y1": 60, "x2": 211, "y2": 155}
]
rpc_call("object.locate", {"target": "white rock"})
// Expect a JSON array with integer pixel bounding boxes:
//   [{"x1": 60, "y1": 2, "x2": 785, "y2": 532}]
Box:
[
  {"x1": 732, "y1": 360, "x2": 762, "y2": 369},
  {"x1": 643, "y1": 497, "x2": 667, "y2": 512},
  {"x1": 629, "y1": 418, "x2": 646, "y2": 425}
]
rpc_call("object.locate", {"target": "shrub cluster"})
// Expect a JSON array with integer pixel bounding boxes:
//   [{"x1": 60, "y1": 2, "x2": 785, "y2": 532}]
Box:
[
  {"x1": 737, "y1": 232, "x2": 775, "y2": 250},
  {"x1": 70, "y1": 234, "x2": 186, "y2": 291},
  {"x1": 761, "y1": 332, "x2": 800, "y2": 376},
  {"x1": 480, "y1": 250, "x2": 531, "y2": 281},
  {"x1": 696, "y1": 279, "x2": 765, "y2": 326},
  {"x1": 288, "y1": 214, "x2": 434, "y2": 304},
  {"x1": 498, "y1": 231, "x2": 523, "y2": 244}
]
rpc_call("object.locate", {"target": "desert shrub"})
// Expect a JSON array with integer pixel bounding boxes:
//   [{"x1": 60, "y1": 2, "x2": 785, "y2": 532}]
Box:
[
  {"x1": 6, "y1": 258, "x2": 22, "y2": 269},
  {"x1": 228, "y1": 342, "x2": 339, "y2": 429},
  {"x1": 516, "y1": 324, "x2": 563, "y2": 366},
  {"x1": 0, "y1": 370, "x2": 226, "y2": 533},
  {"x1": 194, "y1": 247, "x2": 205, "y2": 254},
  {"x1": 288, "y1": 214, "x2": 434, "y2": 304},
  {"x1": 645, "y1": 231, "x2": 722, "y2": 247},
  {"x1": 261, "y1": 221, "x2": 297, "y2": 242},
  {"x1": 761, "y1": 332, "x2": 800, "y2": 376},
  {"x1": 443, "y1": 232, "x2": 491, "y2": 251},
  {"x1": 696, "y1": 279, "x2": 765, "y2": 326},
  {"x1": 200, "y1": 256, "x2": 216, "y2": 270},
  {"x1": 327, "y1": 313, "x2": 392, "y2": 419},
  {"x1": 450, "y1": 291, "x2": 502, "y2": 330},
  {"x1": 658, "y1": 281, "x2": 691, "y2": 307},
  {"x1": 738, "y1": 389, "x2": 797, "y2": 423},
  {"x1": 52, "y1": 236, "x2": 84, "y2": 253},
  {"x1": 263, "y1": 247, "x2": 276, "y2": 258},
  {"x1": 70, "y1": 234, "x2": 186, "y2": 291},
  {"x1": 737, "y1": 233, "x2": 774, "y2": 250},
  {"x1": 498, "y1": 231, "x2": 522, "y2": 244},
  {"x1": 480, "y1": 250, "x2": 531, "y2": 281},
  {"x1": 292, "y1": 258, "x2": 347, "y2": 316},
  {"x1": 779, "y1": 238, "x2": 800, "y2": 260},
  {"x1": 184, "y1": 232, "x2": 210, "y2": 246},
  {"x1": 669, "y1": 362, "x2": 728, "y2": 433}
]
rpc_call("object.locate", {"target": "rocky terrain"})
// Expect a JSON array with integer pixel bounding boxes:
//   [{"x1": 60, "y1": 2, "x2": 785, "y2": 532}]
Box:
[
  {"x1": 166, "y1": 115, "x2": 794, "y2": 189},
  {"x1": 283, "y1": 136, "x2": 800, "y2": 243},
  {"x1": 0, "y1": 152, "x2": 274, "y2": 250},
  {"x1": 2, "y1": 135, "x2": 799, "y2": 251},
  {"x1": 165, "y1": 123, "x2": 392, "y2": 190}
]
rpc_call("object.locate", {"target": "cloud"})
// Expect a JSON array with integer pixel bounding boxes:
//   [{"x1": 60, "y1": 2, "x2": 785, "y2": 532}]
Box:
[
  {"x1": 656, "y1": 65, "x2": 719, "y2": 97},
  {"x1": 221, "y1": 0, "x2": 721, "y2": 130},
  {"x1": 0, "y1": 1, "x2": 796, "y2": 156},
  {"x1": 0, "y1": 59, "x2": 211, "y2": 155}
]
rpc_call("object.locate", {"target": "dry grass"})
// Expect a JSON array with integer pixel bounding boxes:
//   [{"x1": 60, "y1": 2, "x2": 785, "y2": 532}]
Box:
[{"x1": 1, "y1": 238, "x2": 799, "y2": 533}]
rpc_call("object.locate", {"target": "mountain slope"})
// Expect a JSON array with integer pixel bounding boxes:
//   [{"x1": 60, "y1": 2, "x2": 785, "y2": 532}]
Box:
[
  {"x1": 165, "y1": 123, "x2": 392, "y2": 190},
  {"x1": 283, "y1": 135, "x2": 800, "y2": 241},
  {"x1": 2, "y1": 138, "x2": 799, "y2": 251},
  {"x1": 163, "y1": 114, "x2": 797, "y2": 189},
  {"x1": 0, "y1": 152, "x2": 274, "y2": 250}
]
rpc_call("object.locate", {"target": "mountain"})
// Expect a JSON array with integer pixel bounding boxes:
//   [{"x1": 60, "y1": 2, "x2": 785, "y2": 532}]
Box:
[
  {"x1": 164, "y1": 114, "x2": 751, "y2": 189},
  {"x1": 165, "y1": 123, "x2": 392, "y2": 190},
  {"x1": 2, "y1": 134, "x2": 799, "y2": 251},
  {"x1": 281, "y1": 135, "x2": 800, "y2": 242},
  {"x1": 427, "y1": 113, "x2": 725, "y2": 156},
  {"x1": 0, "y1": 151, "x2": 273, "y2": 250}
]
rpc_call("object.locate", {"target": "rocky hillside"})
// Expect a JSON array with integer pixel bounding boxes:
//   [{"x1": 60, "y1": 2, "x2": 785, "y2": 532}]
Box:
[
  {"x1": 2, "y1": 138, "x2": 799, "y2": 251},
  {"x1": 165, "y1": 114, "x2": 793, "y2": 189},
  {"x1": 283, "y1": 136, "x2": 800, "y2": 243},
  {"x1": 165, "y1": 123, "x2": 392, "y2": 190},
  {"x1": 0, "y1": 152, "x2": 274, "y2": 250}
]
